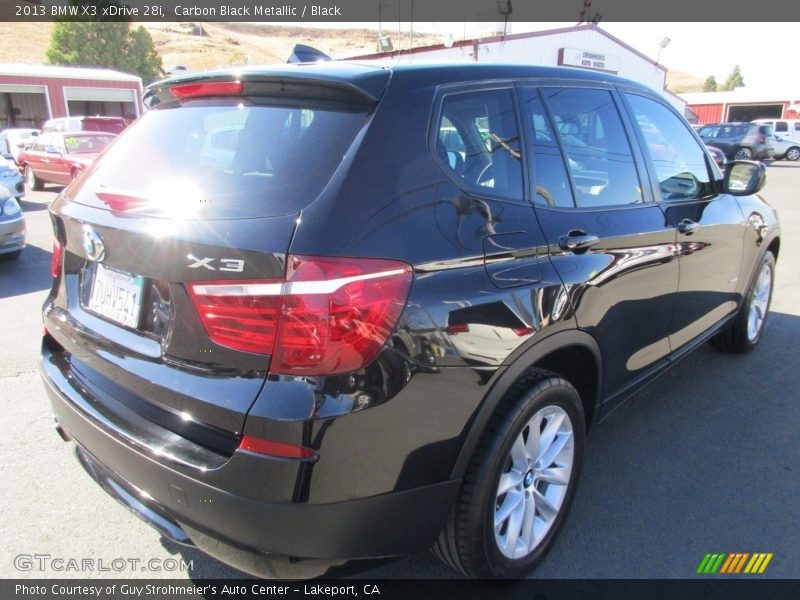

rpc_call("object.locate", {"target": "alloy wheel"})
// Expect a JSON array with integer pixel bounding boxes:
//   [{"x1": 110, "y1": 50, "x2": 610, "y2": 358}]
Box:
[
  {"x1": 493, "y1": 405, "x2": 574, "y2": 560},
  {"x1": 747, "y1": 260, "x2": 772, "y2": 342}
]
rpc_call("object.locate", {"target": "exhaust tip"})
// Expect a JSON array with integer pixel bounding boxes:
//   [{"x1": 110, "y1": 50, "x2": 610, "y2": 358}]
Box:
[{"x1": 54, "y1": 421, "x2": 72, "y2": 442}]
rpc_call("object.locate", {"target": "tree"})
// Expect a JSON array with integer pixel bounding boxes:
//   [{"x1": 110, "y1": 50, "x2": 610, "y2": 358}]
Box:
[
  {"x1": 722, "y1": 65, "x2": 745, "y2": 91},
  {"x1": 703, "y1": 75, "x2": 718, "y2": 92},
  {"x1": 46, "y1": 22, "x2": 164, "y2": 85},
  {"x1": 127, "y1": 26, "x2": 163, "y2": 85}
]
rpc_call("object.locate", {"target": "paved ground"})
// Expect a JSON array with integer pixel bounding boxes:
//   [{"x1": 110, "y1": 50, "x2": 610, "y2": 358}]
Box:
[{"x1": 1, "y1": 162, "x2": 798, "y2": 580}]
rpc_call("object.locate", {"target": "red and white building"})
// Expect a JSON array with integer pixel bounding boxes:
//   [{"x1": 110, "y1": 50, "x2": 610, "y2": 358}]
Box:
[
  {"x1": 0, "y1": 64, "x2": 143, "y2": 129},
  {"x1": 681, "y1": 89, "x2": 800, "y2": 125}
]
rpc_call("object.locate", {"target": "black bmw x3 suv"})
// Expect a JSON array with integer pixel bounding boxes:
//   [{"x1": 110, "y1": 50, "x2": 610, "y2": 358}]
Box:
[{"x1": 41, "y1": 62, "x2": 779, "y2": 578}]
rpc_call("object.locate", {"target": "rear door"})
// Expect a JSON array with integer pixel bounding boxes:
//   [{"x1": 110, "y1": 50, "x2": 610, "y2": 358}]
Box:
[
  {"x1": 518, "y1": 83, "x2": 679, "y2": 409},
  {"x1": 24, "y1": 133, "x2": 50, "y2": 179},
  {"x1": 50, "y1": 134, "x2": 72, "y2": 184},
  {"x1": 621, "y1": 90, "x2": 745, "y2": 351}
]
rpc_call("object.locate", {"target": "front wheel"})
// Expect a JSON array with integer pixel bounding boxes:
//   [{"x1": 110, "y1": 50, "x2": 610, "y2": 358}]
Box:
[
  {"x1": 785, "y1": 147, "x2": 800, "y2": 161},
  {"x1": 24, "y1": 165, "x2": 43, "y2": 191},
  {"x1": 733, "y1": 147, "x2": 753, "y2": 160},
  {"x1": 712, "y1": 251, "x2": 775, "y2": 353},
  {"x1": 433, "y1": 370, "x2": 584, "y2": 577}
]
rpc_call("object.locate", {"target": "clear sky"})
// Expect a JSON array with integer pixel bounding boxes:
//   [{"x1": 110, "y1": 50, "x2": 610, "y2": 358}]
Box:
[
  {"x1": 597, "y1": 22, "x2": 794, "y2": 93},
  {"x1": 303, "y1": 21, "x2": 797, "y2": 94}
]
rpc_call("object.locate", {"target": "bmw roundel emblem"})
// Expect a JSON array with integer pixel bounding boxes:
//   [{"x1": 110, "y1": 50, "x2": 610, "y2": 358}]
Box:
[{"x1": 81, "y1": 224, "x2": 105, "y2": 262}]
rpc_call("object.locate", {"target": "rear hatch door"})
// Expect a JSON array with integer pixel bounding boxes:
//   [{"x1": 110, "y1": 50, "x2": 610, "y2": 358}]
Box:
[{"x1": 45, "y1": 68, "x2": 389, "y2": 452}]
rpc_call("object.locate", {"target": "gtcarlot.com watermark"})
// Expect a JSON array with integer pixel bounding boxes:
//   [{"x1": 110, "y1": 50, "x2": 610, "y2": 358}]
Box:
[{"x1": 14, "y1": 553, "x2": 192, "y2": 573}]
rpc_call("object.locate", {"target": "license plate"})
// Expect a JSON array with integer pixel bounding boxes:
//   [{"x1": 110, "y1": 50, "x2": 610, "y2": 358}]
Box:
[{"x1": 87, "y1": 264, "x2": 144, "y2": 328}]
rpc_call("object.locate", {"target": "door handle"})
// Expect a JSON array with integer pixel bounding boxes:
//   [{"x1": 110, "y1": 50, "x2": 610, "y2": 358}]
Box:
[
  {"x1": 558, "y1": 231, "x2": 600, "y2": 252},
  {"x1": 677, "y1": 219, "x2": 698, "y2": 235}
]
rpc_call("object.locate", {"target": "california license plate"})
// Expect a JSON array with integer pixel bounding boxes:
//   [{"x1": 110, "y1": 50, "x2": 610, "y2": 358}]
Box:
[{"x1": 87, "y1": 264, "x2": 144, "y2": 328}]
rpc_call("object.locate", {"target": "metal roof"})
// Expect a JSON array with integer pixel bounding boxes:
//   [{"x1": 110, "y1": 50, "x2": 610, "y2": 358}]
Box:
[
  {"x1": 681, "y1": 89, "x2": 800, "y2": 105},
  {"x1": 0, "y1": 63, "x2": 141, "y2": 83}
]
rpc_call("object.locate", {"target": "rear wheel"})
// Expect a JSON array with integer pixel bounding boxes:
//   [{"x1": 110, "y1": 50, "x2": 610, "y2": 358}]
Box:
[
  {"x1": 433, "y1": 370, "x2": 584, "y2": 577},
  {"x1": 785, "y1": 147, "x2": 800, "y2": 161},
  {"x1": 712, "y1": 251, "x2": 774, "y2": 353},
  {"x1": 24, "y1": 165, "x2": 43, "y2": 191},
  {"x1": 733, "y1": 147, "x2": 753, "y2": 160}
]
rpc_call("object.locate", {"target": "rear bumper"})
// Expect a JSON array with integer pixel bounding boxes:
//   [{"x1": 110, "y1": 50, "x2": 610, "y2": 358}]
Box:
[
  {"x1": 40, "y1": 344, "x2": 461, "y2": 576},
  {"x1": 0, "y1": 214, "x2": 25, "y2": 253}
]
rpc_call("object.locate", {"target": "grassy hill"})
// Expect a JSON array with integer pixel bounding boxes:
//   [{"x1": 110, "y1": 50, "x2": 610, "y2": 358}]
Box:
[
  {"x1": 0, "y1": 21, "x2": 706, "y2": 93},
  {"x1": 0, "y1": 21, "x2": 442, "y2": 70},
  {"x1": 666, "y1": 69, "x2": 707, "y2": 93}
]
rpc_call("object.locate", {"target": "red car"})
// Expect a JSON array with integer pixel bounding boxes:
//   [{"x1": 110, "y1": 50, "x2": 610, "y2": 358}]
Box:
[{"x1": 18, "y1": 131, "x2": 115, "y2": 189}]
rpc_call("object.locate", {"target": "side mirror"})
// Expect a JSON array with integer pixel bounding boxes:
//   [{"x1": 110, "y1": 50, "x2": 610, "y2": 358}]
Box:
[{"x1": 724, "y1": 161, "x2": 766, "y2": 196}]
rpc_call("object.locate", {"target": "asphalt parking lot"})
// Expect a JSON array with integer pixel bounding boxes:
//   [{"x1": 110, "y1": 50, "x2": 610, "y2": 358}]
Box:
[{"x1": 1, "y1": 162, "x2": 798, "y2": 581}]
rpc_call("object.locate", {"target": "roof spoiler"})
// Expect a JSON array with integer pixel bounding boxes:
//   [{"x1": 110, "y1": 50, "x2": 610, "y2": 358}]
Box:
[{"x1": 287, "y1": 44, "x2": 332, "y2": 64}]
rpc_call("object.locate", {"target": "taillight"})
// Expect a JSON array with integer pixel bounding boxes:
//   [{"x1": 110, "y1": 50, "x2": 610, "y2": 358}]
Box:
[
  {"x1": 51, "y1": 239, "x2": 63, "y2": 278},
  {"x1": 188, "y1": 255, "x2": 412, "y2": 376},
  {"x1": 757, "y1": 134, "x2": 766, "y2": 144},
  {"x1": 188, "y1": 280, "x2": 282, "y2": 355},
  {"x1": 447, "y1": 323, "x2": 470, "y2": 335}
]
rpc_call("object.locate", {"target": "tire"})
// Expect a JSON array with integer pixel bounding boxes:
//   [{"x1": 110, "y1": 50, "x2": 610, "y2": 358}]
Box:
[
  {"x1": 712, "y1": 251, "x2": 775, "y2": 353},
  {"x1": 733, "y1": 147, "x2": 753, "y2": 160},
  {"x1": 24, "y1": 165, "x2": 43, "y2": 191},
  {"x1": 432, "y1": 370, "x2": 585, "y2": 578},
  {"x1": 785, "y1": 147, "x2": 800, "y2": 162}
]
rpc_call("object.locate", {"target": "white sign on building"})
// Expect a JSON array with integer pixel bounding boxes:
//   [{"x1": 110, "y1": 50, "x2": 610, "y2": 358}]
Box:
[{"x1": 557, "y1": 47, "x2": 620, "y2": 74}]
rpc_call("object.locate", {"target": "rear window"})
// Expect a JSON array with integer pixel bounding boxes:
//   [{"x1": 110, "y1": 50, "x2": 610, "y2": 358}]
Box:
[
  {"x1": 72, "y1": 101, "x2": 367, "y2": 219},
  {"x1": 64, "y1": 134, "x2": 114, "y2": 154}
]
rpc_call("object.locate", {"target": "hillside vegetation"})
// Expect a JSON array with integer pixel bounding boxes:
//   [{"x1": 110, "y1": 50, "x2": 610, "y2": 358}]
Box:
[
  {"x1": 0, "y1": 22, "x2": 441, "y2": 69},
  {"x1": 0, "y1": 21, "x2": 704, "y2": 93}
]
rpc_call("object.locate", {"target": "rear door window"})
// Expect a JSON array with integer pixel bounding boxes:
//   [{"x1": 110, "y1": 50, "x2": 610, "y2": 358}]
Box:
[
  {"x1": 542, "y1": 87, "x2": 643, "y2": 207},
  {"x1": 73, "y1": 100, "x2": 368, "y2": 218},
  {"x1": 519, "y1": 90, "x2": 575, "y2": 208}
]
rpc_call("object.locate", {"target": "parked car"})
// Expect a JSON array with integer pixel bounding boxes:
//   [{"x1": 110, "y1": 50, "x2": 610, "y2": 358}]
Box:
[
  {"x1": 769, "y1": 135, "x2": 800, "y2": 161},
  {"x1": 0, "y1": 128, "x2": 40, "y2": 164},
  {"x1": 18, "y1": 131, "x2": 115, "y2": 189},
  {"x1": 696, "y1": 122, "x2": 775, "y2": 160},
  {"x1": 0, "y1": 156, "x2": 24, "y2": 198},
  {"x1": 0, "y1": 185, "x2": 25, "y2": 259},
  {"x1": 40, "y1": 63, "x2": 780, "y2": 579},
  {"x1": 705, "y1": 144, "x2": 728, "y2": 170},
  {"x1": 42, "y1": 116, "x2": 128, "y2": 135},
  {"x1": 752, "y1": 117, "x2": 800, "y2": 143}
]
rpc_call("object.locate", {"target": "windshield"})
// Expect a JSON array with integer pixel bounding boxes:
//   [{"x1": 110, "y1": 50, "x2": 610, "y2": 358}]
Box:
[{"x1": 72, "y1": 101, "x2": 368, "y2": 219}]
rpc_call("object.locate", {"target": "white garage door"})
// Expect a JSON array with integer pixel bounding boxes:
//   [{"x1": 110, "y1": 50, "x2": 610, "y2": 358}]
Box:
[
  {"x1": 64, "y1": 87, "x2": 138, "y2": 118},
  {"x1": 0, "y1": 84, "x2": 51, "y2": 128}
]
